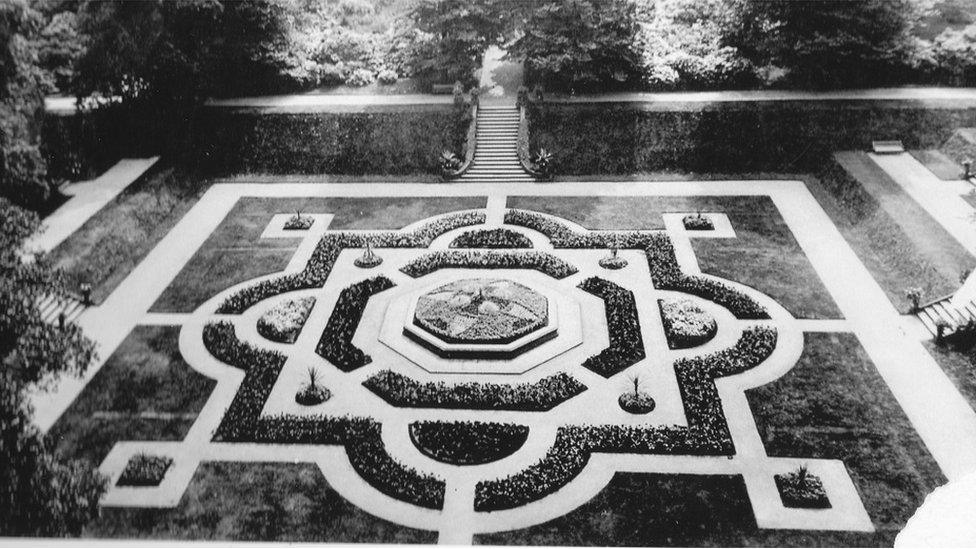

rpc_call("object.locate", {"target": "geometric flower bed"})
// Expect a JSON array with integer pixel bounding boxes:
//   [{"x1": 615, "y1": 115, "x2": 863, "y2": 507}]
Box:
[
  {"x1": 315, "y1": 276, "x2": 395, "y2": 371},
  {"x1": 363, "y1": 370, "x2": 586, "y2": 411},
  {"x1": 578, "y1": 276, "x2": 646, "y2": 377},
  {"x1": 257, "y1": 296, "x2": 315, "y2": 343},
  {"x1": 775, "y1": 467, "x2": 831, "y2": 509},
  {"x1": 450, "y1": 228, "x2": 533, "y2": 248},
  {"x1": 116, "y1": 453, "x2": 173, "y2": 487},
  {"x1": 408, "y1": 421, "x2": 530, "y2": 465},
  {"x1": 659, "y1": 298, "x2": 718, "y2": 349},
  {"x1": 400, "y1": 250, "x2": 578, "y2": 279},
  {"x1": 412, "y1": 278, "x2": 548, "y2": 344}
]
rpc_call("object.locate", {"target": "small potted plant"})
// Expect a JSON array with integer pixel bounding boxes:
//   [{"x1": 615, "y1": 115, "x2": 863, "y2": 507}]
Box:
[
  {"x1": 905, "y1": 287, "x2": 923, "y2": 313},
  {"x1": 440, "y1": 150, "x2": 462, "y2": 178},
  {"x1": 533, "y1": 148, "x2": 554, "y2": 180}
]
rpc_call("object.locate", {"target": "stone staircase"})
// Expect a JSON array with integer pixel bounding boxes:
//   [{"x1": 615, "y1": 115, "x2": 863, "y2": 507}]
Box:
[
  {"x1": 36, "y1": 293, "x2": 87, "y2": 326},
  {"x1": 459, "y1": 105, "x2": 535, "y2": 183},
  {"x1": 915, "y1": 294, "x2": 976, "y2": 337}
]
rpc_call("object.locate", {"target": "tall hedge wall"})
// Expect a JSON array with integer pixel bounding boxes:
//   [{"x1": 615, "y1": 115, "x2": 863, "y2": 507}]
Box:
[
  {"x1": 42, "y1": 104, "x2": 467, "y2": 179},
  {"x1": 529, "y1": 100, "x2": 976, "y2": 174}
]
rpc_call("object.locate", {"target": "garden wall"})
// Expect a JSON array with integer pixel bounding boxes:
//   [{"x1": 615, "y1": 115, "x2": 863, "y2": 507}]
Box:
[
  {"x1": 529, "y1": 100, "x2": 976, "y2": 174},
  {"x1": 42, "y1": 104, "x2": 468, "y2": 179}
]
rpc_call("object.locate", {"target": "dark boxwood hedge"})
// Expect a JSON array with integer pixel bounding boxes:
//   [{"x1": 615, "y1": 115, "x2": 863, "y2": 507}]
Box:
[
  {"x1": 364, "y1": 370, "x2": 586, "y2": 411},
  {"x1": 529, "y1": 101, "x2": 976, "y2": 174},
  {"x1": 315, "y1": 276, "x2": 395, "y2": 371},
  {"x1": 409, "y1": 421, "x2": 530, "y2": 465},
  {"x1": 449, "y1": 228, "x2": 533, "y2": 249},
  {"x1": 578, "y1": 277, "x2": 646, "y2": 377},
  {"x1": 193, "y1": 106, "x2": 467, "y2": 175},
  {"x1": 400, "y1": 250, "x2": 578, "y2": 279}
]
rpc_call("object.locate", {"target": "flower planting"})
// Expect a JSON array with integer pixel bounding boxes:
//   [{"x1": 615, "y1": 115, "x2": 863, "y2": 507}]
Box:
[
  {"x1": 775, "y1": 466, "x2": 831, "y2": 509},
  {"x1": 257, "y1": 296, "x2": 315, "y2": 343},
  {"x1": 578, "y1": 277, "x2": 646, "y2": 377},
  {"x1": 682, "y1": 213, "x2": 714, "y2": 230},
  {"x1": 316, "y1": 276, "x2": 395, "y2": 371},
  {"x1": 296, "y1": 367, "x2": 331, "y2": 406},
  {"x1": 659, "y1": 298, "x2": 718, "y2": 349},
  {"x1": 400, "y1": 250, "x2": 578, "y2": 279},
  {"x1": 364, "y1": 370, "x2": 586, "y2": 411},
  {"x1": 284, "y1": 212, "x2": 314, "y2": 230},
  {"x1": 409, "y1": 421, "x2": 530, "y2": 465},
  {"x1": 450, "y1": 228, "x2": 533, "y2": 249},
  {"x1": 116, "y1": 454, "x2": 173, "y2": 487}
]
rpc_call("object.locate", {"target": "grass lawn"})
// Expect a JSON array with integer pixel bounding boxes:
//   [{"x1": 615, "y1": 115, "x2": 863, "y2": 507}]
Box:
[
  {"x1": 746, "y1": 332, "x2": 946, "y2": 545},
  {"x1": 150, "y1": 196, "x2": 486, "y2": 313},
  {"x1": 86, "y1": 461, "x2": 436, "y2": 543},
  {"x1": 507, "y1": 195, "x2": 841, "y2": 319},
  {"x1": 47, "y1": 165, "x2": 211, "y2": 304},
  {"x1": 909, "y1": 149, "x2": 965, "y2": 181},
  {"x1": 922, "y1": 341, "x2": 976, "y2": 413},
  {"x1": 47, "y1": 326, "x2": 215, "y2": 466}
]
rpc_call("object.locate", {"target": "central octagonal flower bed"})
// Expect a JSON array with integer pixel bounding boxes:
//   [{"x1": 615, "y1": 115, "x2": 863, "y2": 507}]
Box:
[{"x1": 403, "y1": 278, "x2": 559, "y2": 360}]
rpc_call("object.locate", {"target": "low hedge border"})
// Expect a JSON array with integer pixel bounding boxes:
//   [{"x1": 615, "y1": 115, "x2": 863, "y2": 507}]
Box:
[
  {"x1": 659, "y1": 298, "x2": 718, "y2": 349},
  {"x1": 400, "y1": 250, "x2": 578, "y2": 279},
  {"x1": 475, "y1": 326, "x2": 777, "y2": 511},
  {"x1": 363, "y1": 370, "x2": 586, "y2": 411},
  {"x1": 116, "y1": 453, "x2": 173, "y2": 487},
  {"x1": 504, "y1": 209, "x2": 768, "y2": 319},
  {"x1": 315, "y1": 276, "x2": 395, "y2": 371},
  {"x1": 217, "y1": 211, "x2": 485, "y2": 314},
  {"x1": 203, "y1": 321, "x2": 445, "y2": 509},
  {"x1": 449, "y1": 228, "x2": 533, "y2": 249},
  {"x1": 577, "y1": 277, "x2": 646, "y2": 377},
  {"x1": 409, "y1": 421, "x2": 530, "y2": 466}
]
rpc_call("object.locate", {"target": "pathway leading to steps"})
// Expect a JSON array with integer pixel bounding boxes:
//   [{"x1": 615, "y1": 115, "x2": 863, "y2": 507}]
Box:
[{"x1": 459, "y1": 104, "x2": 535, "y2": 184}]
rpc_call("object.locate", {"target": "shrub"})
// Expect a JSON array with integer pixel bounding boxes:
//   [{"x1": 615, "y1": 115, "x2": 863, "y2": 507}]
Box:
[
  {"x1": 775, "y1": 467, "x2": 830, "y2": 509},
  {"x1": 578, "y1": 277, "x2": 646, "y2": 377},
  {"x1": 659, "y1": 298, "x2": 717, "y2": 349},
  {"x1": 377, "y1": 68, "x2": 398, "y2": 84},
  {"x1": 618, "y1": 391, "x2": 655, "y2": 414},
  {"x1": 284, "y1": 212, "x2": 313, "y2": 230},
  {"x1": 409, "y1": 421, "x2": 529, "y2": 465},
  {"x1": 401, "y1": 250, "x2": 578, "y2": 279},
  {"x1": 116, "y1": 454, "x2": 173, "y2": 487},
  {"x1": 316, "y1": 276, "x2": 395, "y2": 371},
  {"x1": 364, "y1": 370, "x2": 586, "y2": 411},
  {"x1": 296, "y1": 367, "x2": 331, "y2": 406},
  {"x1": 449, "y1": 228, "x2": 533, "y2": 249},
  {"x1": 682, "y1": 213, "x2": 714, "y2": 230},
  {"x1": 257, "y1": 297, "x2": 315, "y2": 343},
  {"x1": 346, "y1": 68, "x2": 376, "y2": 87}
]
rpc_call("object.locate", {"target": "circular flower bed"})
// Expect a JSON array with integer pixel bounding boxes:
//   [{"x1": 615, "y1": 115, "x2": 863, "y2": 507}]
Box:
[
  {"x1": 598, "y1": 254, "x2": 628, "y2": 270},
  {"x1": 414, "y1": 278, "x2": 548, "y2": 344},
  {"x1": 257, "y1": 296, "x2": 315, "y2": 343},
  {"x1": 409, "y1": 421, "x2": 530, "y2": 465},
  {"x1": 659, "y1": 298, "x2": 718, "y2": 349},
  {"x1": 295, "y1": 367, "x2": 331, "y2": 406},
  {"x1": 618, "y1": 391, "x2": 656, "y2": 414}
]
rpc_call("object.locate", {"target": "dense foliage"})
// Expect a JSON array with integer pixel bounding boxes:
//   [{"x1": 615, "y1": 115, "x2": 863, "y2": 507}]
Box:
[
  {"x1": 400, "y1": 250, "x2": 578, "y2": 279},
  {"x1": 364, "y1": 370, "x2": 586, "y2": 411},
  {"x1": 578, "y1": 277, "x2": 646, "y2": 377},
  {"x1": 256, "y1": 296, "x2": 315, "y2": 344},
  {"x1": 660, "y1": 298, "x2": 718, "y2": 349},
  {"x1": 774, "y1": 468, "x2": 830, "y2": 509},
  {"x1": 0, "y1": 198, "x2": 104, "y2": 536},
  {"x1": 409, "y1": 421, "x2": 530, "y2": 465},
  {"x1": 315, "y1": 276, "x2": 395, "y2": 371},
  {"x1": 449, "y1": 228, "x2": 533, "y2": 249}
]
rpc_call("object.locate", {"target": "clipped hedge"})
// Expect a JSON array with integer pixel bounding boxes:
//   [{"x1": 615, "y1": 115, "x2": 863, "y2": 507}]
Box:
[
  {"x1": 116, "y1": 454, "x2": 173, "y2": 487},
  {"x1": 316, "y1": 276, "x2": 395, "y2": 370},
  {"x1": 193, "y1": 106, "x2": 467, "y2": 175},
  {"x1": 257, "y1": 296, "x2": 315, "y2": 343},
  {"x1": 578, "y1": 277, "x2": 646, "y2": 377},
  {"x1": 449, "y1": 228, "x2": 533, "y2": 249},
  {"x1": 659, "y1": 298, "x2": 718, "y2": 349},
  {"x1": 409, "y1": 421, "x2": 530, "y2": 465},
  {"x1": 528, "y1": 101, "x2": 976, "y2": 174},
  {"x1": 364, "y1": 370, "x2": 586, "y2": 411},
  {"x1": 400, "y1": 250, "x2": 578, "y2": 279}
]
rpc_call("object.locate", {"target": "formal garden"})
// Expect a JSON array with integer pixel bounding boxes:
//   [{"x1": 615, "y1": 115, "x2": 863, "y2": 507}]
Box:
[{"x1": 4, "y1": 0, "x2": 976, "y2": 546}]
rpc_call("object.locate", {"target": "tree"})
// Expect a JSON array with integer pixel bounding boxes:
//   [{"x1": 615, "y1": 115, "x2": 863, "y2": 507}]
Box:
[
  {"x1": 0, "y1": 0, "x2": 52, "y2": 207},
  {"x1": 408, "y1": 0, "x2": 511, "y2": 86},
  {"x1": 509, "y1": 0, "x2": 643, "y2": 91},
  {"x1": 0, "y1": 198, "x2": 104, "y2": 536},
  {"x1": 725, "y1": 0, "x2": 929, "y2": 88}
]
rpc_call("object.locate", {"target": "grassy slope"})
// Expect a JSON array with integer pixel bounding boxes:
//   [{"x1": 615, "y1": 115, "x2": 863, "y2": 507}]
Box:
[
  {"x1": 150, "y1": 196, "x2": 486, "y2": 313},
  {"x1": 46, "y1": 166, "x2": 210, "y2": 304},
  {"x1": 47, "y1": 326, "x2": 215, "y2": 466},
  {"x1": 922, "y1": 341, "x2": 976, "y2": 412},
  {"x1": 507, "y1": 195, "x2": 841, "y2": 319},
  {"x1": 86, "y1": 461, "x2": 436, "y2": 543},
  {"x1": 909, "y1": 149, "x2": 965, "y2": 181},
  {"x1": 480, "y1": 333, "x2": 943, "y2": 546}
]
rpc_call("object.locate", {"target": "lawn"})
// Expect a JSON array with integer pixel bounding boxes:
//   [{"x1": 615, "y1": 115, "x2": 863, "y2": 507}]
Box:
[
  {"x1": 47, "y1": 326, "x2": 215, "y2": 466},
  {"x1": 150, "y1": 196, "x2": 486, "y2": 313},
  {"x1": 746, "y1": 332, "x2": 946, "y2": 545},
  {"x1": 47, "y1": 165, "x2": 211, "y2": 304},
  {"x1": 507, "y1": 195, "x2": 841, "y2": 319},
  {"x1": 922, "y1": 341, "x2": 976, "y2": 413},
  {"x1": 86, "y1": 461, "x2": 436, "y2": 543}
]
